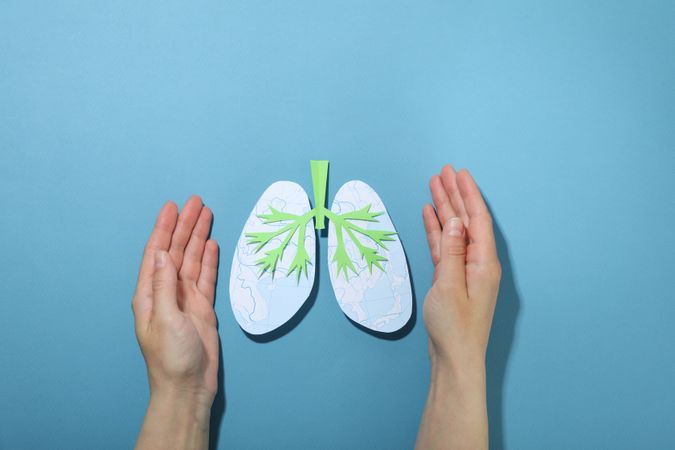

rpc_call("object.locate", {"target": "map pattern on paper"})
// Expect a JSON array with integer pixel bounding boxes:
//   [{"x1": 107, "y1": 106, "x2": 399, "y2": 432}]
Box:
[
  {"x1": 327, "y1": 180, "x2": 412, "y2": 333},
  {"x1": 229, "y1": 181, "x2": 315, "y2": 335}
]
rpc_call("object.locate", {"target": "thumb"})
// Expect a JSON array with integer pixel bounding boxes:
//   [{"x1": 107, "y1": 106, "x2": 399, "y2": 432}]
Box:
[
  {"x1": 437, "y1": 217, "x2": 468, "y2": 295},
  {"x1": 152, "y1": 250, "x2": 179, "y2": 317}
]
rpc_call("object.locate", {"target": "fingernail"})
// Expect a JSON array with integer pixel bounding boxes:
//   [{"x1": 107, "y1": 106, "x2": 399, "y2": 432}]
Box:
[
  {"x1": 448, "y1": 217, "x2": 463, "y2": 237},
  {"x1": 154, "y1": 251, "x2": 166, "y2": 268}
]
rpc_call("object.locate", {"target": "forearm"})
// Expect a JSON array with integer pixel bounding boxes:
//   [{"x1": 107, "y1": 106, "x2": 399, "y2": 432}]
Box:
[
  {"x1": 415, "y1": 360, "x2": 488, "y2": 450},
  {"x1": 135, "y1": 389, "x2": 213, "y2": 450}
]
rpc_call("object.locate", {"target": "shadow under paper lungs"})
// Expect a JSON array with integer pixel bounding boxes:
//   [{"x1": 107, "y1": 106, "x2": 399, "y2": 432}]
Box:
[
  {"x1": 346, "y1": 236, "x2": 417, "y2": 340},
  {"x1": 242, "y1": 240, "x2": 321, "y2": 343},
  {"x1": 486, "y1": 218, "x2": 521, "y2": 450}
]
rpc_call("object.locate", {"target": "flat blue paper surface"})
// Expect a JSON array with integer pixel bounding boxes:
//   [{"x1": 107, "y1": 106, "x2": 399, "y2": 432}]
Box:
[{"x1": 1, "y1": 1, "x2": 674, "y2": 449}]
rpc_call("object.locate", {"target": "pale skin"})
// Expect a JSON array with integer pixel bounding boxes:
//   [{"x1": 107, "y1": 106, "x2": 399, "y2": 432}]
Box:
[
  {"x1": 132, "y1": 195, "x2": 220, "y2": 450},
  {"x1": 415, "y1": 165, "x2": 501, "y2": 450},
  {"x1": 132, "y1": 166, "x2": 500, "y2": 450}
]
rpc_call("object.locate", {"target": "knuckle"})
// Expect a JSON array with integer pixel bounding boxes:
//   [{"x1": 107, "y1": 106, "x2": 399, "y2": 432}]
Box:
[
  {"x1": 477, "y1": 261, "x2": 501, "y2": 281},
  {"x1": 152, "y1": 276, "x2": 167, "y2": 291},
  {"x1": 487, "y1": 261, "x2": 502, "y2": 280},
  {"x1": 170, "y1": 247, "x2": 184, "y2": 261},
  {"x1": 494, "y1": 262, "x2": 502, "y2": 280},
  {"x1": 131, "y1": 292, "x2": 143, "y2": 314},
  {"x1": 179, "y1": 266, "x2": 196, "y2": 282},
  {"x1": 445, "y1": 242, "x2": 467, "y2": 257},
  {"x1": 199, "y1": 308, "x2": 218, "y2": 328},
  {"x1": 431, "y1": 247, "x2": 441, "y2": 265},
  {"x1": 142, "y1": 245, "x2": 155, "y2": 260}
]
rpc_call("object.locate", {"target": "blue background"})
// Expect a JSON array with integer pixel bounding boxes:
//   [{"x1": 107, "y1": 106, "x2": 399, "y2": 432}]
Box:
[{"x1": 1, "y1": 1, "x2": 674, "y2": 449}]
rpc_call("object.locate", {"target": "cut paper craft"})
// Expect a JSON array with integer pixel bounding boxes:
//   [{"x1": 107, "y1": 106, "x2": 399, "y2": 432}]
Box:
[
  {"x1": 229, "y1": 161, "x2": 412, "y2": 335},
  {"x1": 327, "y1": 181, "x2": 412, "y2": 333},
  {"x1": 229, "y1": 181, "x2": 316, "y2": 335}
]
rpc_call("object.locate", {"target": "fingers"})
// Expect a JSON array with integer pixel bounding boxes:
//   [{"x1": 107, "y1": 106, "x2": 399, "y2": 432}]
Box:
[
  {"x1": 429, "y1": 175, "x2": 457, "y2": 225},
  {"x1": 422, "y1": 204, "x2": 442, "y2": 266},
  {"x1": 436, "y1": 217, "x2": 468, "y2": 296},
  {"x1": 133, "y1": 201, "x2": 179, "y2": 324},
  {"x1": 179, "y1": 206, "x2": 213, "y2": 283},
  {"x1": 456, "y1": 170, "x2": 498, "y2": 266},
  {"x1": 440, "y1": 164, "x2": 469, "y2": 227},
  {"x1": 152, "y1": 250, "x2": 180, "y2": 319},
  {"x1": 197, "y1": 239, "x2": 219, "y2": 305},
  {"x1": 169, "y1": 195, "x2": 204, "y2": 271},
  {"x1": 136, "y1": 201, "x2": 179, "y2": 286}
]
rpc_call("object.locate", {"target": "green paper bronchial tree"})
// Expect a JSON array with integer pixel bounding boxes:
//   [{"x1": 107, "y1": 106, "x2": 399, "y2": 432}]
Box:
[{"x1": 245, "y1": 160, "x2": 397, "y2": 281}]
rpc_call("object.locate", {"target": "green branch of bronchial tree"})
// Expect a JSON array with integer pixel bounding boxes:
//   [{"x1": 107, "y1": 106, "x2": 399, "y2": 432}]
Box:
[
  {"x1": 244, "y1": 160, "x2": 396, "y2": 283},
  {"x1": 245, "y1": 209, "x2": 313, "y2": 280},
  {"x1": 245, "y1": 204, "x2": 396, "y2": 282}
]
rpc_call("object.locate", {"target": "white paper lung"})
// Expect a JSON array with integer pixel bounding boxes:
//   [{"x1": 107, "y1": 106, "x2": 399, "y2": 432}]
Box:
[
  {"x1": 327, "y1": 180, "x2": 412, "y2": 333},
  {"x1": 229, "y1": 181, "x2": 316, "y2": 335}
]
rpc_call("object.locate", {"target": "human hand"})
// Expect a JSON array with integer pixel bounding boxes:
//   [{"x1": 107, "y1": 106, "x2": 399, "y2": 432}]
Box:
[
  {"x1": 132, "y1": 196, "x2": 219, "y2": 450},
  {"x1": 422, "y1": 165, "x2": 501, "y2": 375},
  {"x1": 416, "y1": 166, "x2": 501, "y2": 450}
]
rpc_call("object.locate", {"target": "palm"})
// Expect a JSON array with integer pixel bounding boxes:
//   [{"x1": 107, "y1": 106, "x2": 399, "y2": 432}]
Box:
[
  {"x1": 173, "y1": 279, "x2": 219, "y2": 394},
  {"x1": 132, "y1": 195, "x2": 220, "y2": 397}
]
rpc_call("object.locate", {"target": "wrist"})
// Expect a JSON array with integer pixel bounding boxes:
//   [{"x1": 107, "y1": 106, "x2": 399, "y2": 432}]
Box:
[
  {"x1": 430, "y1": 356, "x2": 486, "y2": 397},
  {"x1": 148, "y1": 373, "x2": 215, "y2": 405},
  {"x1": 149, "y1": 388, "x2": 213, "y2": 435},
  {"x1": 420, "y1": 357, "x2": 489, "y2": 450},
  {"x1": 136, "y1": 389, "x2": 212, "y2": 450},
  {"x1": 149, "y1": 385, "x2": 214, "y2": 419}
]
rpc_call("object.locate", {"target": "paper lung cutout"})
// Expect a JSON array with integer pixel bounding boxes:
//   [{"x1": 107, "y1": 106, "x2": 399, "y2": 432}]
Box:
[
  {"x1": 229, "y1": 161, "x2": 412, "y2": 336},
  {"x1": 229, "y1": 181, "x2": 316, "y2": 335},
  {"x1": 327, "y1": 181, "x2": 412, "y2": 332}
]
